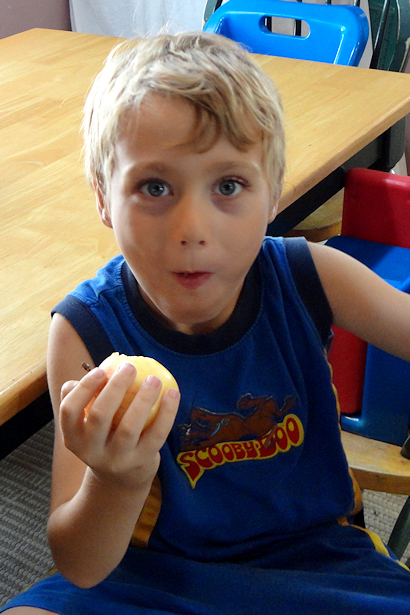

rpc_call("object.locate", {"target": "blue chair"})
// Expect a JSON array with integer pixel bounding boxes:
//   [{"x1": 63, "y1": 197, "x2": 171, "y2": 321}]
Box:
[
  {"x1": 203, "y1": 0, "x2": 369, "y2": 66},
  {"x1": 326, "y1": 168, "x2": 410, "y2": 447}
]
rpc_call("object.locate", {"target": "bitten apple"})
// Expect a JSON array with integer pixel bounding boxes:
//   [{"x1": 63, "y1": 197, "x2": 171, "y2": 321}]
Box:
[{"x1": 84, "y1": 352, "x2": 179, "y2": 431}]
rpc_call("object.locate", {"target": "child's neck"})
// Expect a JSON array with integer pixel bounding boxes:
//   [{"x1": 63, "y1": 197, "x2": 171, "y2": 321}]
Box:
[{"x1": 121, "y1": 259, "x2": 262, "y2": 355}]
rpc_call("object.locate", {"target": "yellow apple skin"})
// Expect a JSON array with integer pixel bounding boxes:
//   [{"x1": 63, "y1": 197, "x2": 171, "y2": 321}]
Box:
[{"x1": 84, "y1": 352, "x2": 179, "y2": 431}]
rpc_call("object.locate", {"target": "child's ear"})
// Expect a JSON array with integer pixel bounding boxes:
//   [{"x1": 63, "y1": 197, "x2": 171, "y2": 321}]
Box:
[
  {"x1": 268, "y1": 199, "x2": 278, "y2": 224},
  {"x1": 95, "y1": 186, "x2": 112, "y2": 228}
]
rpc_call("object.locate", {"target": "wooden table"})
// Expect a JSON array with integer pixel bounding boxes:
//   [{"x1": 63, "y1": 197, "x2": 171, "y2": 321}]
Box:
[{"x1": 3, "y1": 28, "x2": 410, "y2": 437}]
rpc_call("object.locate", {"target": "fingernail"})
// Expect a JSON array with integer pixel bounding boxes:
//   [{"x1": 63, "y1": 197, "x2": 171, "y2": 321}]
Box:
[
  {"x1": 90, "y1": 367, "x2": 105, "y2": 379},
  {"x1": 167, "y1": 388, "x2": 180, "y2": 400},
  {"x1": 118, "y1": 362, "x2": 136, "y2": 375},
  {"x1": 144, "y1": 375, "x2": 161, "y2": 388}
]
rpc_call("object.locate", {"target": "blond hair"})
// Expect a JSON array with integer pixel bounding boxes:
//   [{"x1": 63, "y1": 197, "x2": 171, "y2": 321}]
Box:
[{"x1": 83, "y1": 32, "x2": 285, "y2": 204}]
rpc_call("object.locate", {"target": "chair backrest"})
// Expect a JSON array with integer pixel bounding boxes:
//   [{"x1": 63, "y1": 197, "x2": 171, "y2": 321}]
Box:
[
  {"x1": 203, "y1": 0, "x2": 369, "y2": 66},
  {"x1": 368, "y1": 0, "x2": 410, "y2": 71}
]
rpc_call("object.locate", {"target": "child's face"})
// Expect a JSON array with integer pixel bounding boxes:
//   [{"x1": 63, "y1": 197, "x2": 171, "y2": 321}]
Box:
[{"x1": 97, "y1": 94, "x2": 277, "y2": 335}]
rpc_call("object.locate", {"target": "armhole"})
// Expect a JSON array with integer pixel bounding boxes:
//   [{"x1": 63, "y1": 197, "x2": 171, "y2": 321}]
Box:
[
  {"x1": 283, "y1": 237, "x2": 333, "y2": 348},
  {"x1": 52, "y1": 295, "x2": 116, "y2": 366}
]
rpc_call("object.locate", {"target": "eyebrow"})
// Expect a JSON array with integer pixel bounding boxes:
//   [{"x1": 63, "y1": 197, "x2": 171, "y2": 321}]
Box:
[
  {"x1": 208, "y1": 160, "x2": 263, "y2": 176},
  {"x1": 123, "y1": 162, "x2": 170, "y2": 178},
  {"x1": 123, "y1": 160, "x2": 259, "y2": 177}
]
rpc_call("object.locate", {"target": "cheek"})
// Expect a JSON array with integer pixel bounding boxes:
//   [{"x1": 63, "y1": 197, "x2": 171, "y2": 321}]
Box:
[
  {"x1": 110, "y1": 207, "x2": 146, "y2": 245},
  {"x1": 223, "y1": 232, "x2": 265, "y2": 279},
  {"x1": 113, "y1": 219, "x2": 166, "y2": 274}
]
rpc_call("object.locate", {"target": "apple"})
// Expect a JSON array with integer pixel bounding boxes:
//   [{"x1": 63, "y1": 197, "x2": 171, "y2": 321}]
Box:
[{"x1": 84, "y1": 352, "x2": 179, "y2": 431}]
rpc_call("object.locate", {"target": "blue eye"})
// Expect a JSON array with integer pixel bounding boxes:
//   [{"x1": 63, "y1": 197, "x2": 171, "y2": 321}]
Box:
[
  {"x1": 141, "y1": 181, "x2": 170, "y2": 197},
  {"x1": 216, "y1": 179, "x2": 241, "y2": 196}
]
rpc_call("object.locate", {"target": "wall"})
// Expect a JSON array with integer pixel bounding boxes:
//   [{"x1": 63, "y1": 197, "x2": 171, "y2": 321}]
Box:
[{"x1": 0, "y1": 0, "x2": 71, "y2": 39}]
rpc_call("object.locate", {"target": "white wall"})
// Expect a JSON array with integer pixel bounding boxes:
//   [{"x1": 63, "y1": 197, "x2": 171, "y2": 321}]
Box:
[
  {"x1": 69, "y1": 0, "x2": 205, "y2": 37},
  {"x1": 0, "y1": 0, "x2": 71, "y2": 39}
]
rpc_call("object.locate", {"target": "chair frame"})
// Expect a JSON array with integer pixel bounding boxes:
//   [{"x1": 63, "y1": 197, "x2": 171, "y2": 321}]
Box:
[
  {"x1": 203, "y1": 0, "x2": 369, "y2": 65},
  {"x1": 204, "y1": 0, "x2": 410, "y2": 72},
  {"x1": 369, "y1": 0, "x2": 410, "y2": 71}
]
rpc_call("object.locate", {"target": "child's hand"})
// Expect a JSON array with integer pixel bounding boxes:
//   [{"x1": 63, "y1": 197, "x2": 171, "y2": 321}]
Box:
[{"x1": 58, "y1": 364, "x2": 180, "y2": 491}]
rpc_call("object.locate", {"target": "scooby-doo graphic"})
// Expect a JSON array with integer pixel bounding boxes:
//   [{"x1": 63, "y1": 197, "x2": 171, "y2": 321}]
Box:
[{"x1": 180, "y1": 393, "x2": 297, "y2": 452}]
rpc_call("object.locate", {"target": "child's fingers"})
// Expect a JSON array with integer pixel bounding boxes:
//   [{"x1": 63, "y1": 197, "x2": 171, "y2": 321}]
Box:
[
  {"x1": 60, "y1": 379, "x2": 80, "y2": 401},
  {"x1": 154, "y1": 386, "x2": 180, "y2": 436},
  {"x1": 110, "y1": 375, "x2": 163, "y2": 446},
  {"x1": 138, "y1": 386, "x2": 180, "y2": 451},
  {"x1": 83, "y1": 363, "x2": 137, "y2": 433},
  {"x1": 59, "y1": 367, "x2": 107, "y2": 435}
]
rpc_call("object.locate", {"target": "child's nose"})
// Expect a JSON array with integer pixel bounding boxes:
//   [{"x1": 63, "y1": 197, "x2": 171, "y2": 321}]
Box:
[{"x1": 174, "y1": 196, "x2": 209, "y2": 247}]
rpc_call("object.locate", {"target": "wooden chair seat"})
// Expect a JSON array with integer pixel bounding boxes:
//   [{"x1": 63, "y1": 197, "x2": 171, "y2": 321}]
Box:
[
  {"x1": 285, "y1": 189, "x2": 343, "y2": 242},
  {"x1": 342, "y1": 431, "x2": 410, "y2": 563},
  {"x1": 341, "y1": 431, "x2": 410, "y2": 494}
]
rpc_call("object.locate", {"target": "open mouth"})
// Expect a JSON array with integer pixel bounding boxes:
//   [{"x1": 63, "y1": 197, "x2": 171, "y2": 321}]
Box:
[{"x1": 174, "y1": 271, "x2": 212, "y2": 290}]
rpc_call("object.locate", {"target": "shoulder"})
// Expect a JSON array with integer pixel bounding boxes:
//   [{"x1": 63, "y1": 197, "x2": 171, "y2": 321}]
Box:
[
  {"x1": 308, "y1": 241, "x2": 410, "y2": 361},
  {"x1": 259, "y1": 237, "x2": 333, "y2": 347},
  {"x1": 47, "y1": 313, "x2": 94, "y2": 406},
  {"x1": 307, "y1": 240, "x2": 384, "y2": 321},
  {"x1": 70, "y1": 254, "x2": 126, "y2": 305},
  {"x1": 51, "y1": 255, "x2": 127, "y2": 367},
  {"x1": 307, "y1": 240, "x2": 375, "y2": 324}
]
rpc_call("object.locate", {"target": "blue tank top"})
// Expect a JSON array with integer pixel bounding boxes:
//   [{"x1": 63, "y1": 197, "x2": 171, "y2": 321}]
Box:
[{"x1": 53, "y1": 236, "x2": 355, "y2": 563}]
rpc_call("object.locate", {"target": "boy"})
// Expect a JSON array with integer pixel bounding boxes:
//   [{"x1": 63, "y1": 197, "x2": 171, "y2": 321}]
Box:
[{"x1": 3, "y1": 32, "x2": 410, "y2": 614}]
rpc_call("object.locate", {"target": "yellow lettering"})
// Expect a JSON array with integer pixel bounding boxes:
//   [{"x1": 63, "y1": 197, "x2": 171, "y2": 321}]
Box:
[{"x1": 177, "y1": 414, "x2": 304, "y2": 487}]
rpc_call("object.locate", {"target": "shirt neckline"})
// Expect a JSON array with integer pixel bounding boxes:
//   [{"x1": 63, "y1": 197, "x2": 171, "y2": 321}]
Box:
[{"x1": 121, "y1": 261, "x2": 262, "y2": 355}]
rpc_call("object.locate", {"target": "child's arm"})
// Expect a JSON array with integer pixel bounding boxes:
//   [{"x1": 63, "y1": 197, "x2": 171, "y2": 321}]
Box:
[
  {"x1": 308, "y1": 242, "x2": 410, "y2": 361},
  {"x1": 46, "y1": 313, "x2": 180, "y2": 588}
]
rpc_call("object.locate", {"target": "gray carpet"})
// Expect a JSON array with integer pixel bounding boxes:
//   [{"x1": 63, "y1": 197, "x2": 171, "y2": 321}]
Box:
[
  {"x1": 0, "y1": 421, "x2": 409, "y2": 608},
  {"x1": 0, "y1": 421, "x2": 54, "y2": 607}
]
